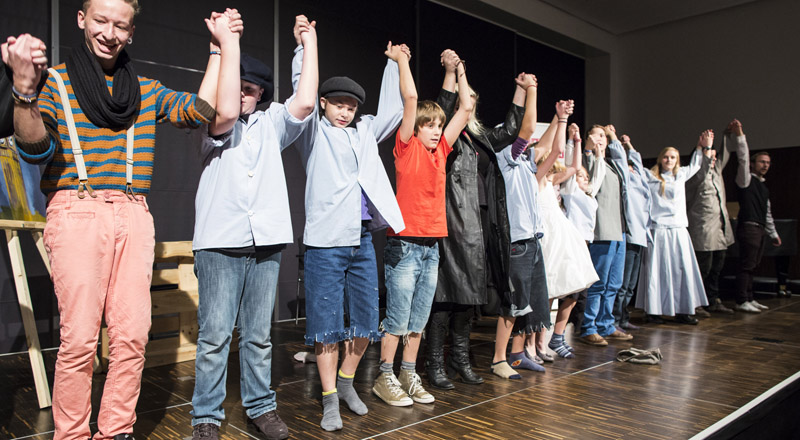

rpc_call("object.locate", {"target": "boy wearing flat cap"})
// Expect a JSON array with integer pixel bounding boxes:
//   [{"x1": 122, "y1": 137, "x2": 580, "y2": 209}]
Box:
[
  {"x1": 189, "y1": 14, "x2": 318, "y2": 440},
  {"x1": 292, "y1": 42, "x2": 409, "y2": 431}
]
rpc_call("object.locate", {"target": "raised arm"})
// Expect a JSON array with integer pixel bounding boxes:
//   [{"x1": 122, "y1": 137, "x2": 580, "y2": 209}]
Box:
[
  {"x1": 685, "y1": 129, "x2": 712, "y2": 180},
  {"x1": 5, "y1": 34, "x2": 49, "y2": 151},
  {"x1": 730, "y1": 119, "x2": 751, "y2": 188},
  {"x1": 535, "y1": 100, "x2": 570, "y2": 183},
  {"x1": 533, "y1": 114, "x2": 558, "y2": 163},
  {"x1": 370, "y1": 45, "x2": 404, "y2": 143},
  {"x1": 387, "y1": 42, "x2": 417, "y2": 143},
  {"x1": 287, "y1": 15, "x2": 318, "y2": 121},
  {"x1": 551, "y1": 100, "x2": 577, "y2": 186},
  {"x1": 442, "y1": 59, "x2": 473, "y2": 146},
  {"x1": 200, "y1": 9, "x2": 243, "y2": 136},
  {"x1": 440, "y1": 49, "x2": 458, "y2": 94}
]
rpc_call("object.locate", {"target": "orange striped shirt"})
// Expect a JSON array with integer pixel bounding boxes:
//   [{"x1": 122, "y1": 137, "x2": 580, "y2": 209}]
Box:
[{"x1": 20, "y1": 63, "x2": 214, "y2": 195}]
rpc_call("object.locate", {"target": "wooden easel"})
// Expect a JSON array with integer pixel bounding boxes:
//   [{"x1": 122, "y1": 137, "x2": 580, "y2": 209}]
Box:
[{"x1": 0, "y1": 219, "x2": 52, "y2": 409}]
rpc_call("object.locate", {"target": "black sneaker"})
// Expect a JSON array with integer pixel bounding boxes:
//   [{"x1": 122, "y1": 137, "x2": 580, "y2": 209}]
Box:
[
  {"x1": 249, "y1": 410, "x2": 289, "y2": 440},
  {"x1": 113, "y1": 435, "x2": 134, "y2": 440},
  {"x1": 192, "y1": 423, "x2": 219, "y2": 440}
]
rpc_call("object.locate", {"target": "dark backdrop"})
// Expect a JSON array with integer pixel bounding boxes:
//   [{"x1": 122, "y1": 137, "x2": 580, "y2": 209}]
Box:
[{"x1": 0, "y1": 0, "x2": 585, "y2": 353}]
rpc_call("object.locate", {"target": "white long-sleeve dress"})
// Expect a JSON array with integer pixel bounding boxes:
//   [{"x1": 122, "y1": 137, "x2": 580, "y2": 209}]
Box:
[{"x1": 635, "y1": 149, "x2": 708, "y2": 316}]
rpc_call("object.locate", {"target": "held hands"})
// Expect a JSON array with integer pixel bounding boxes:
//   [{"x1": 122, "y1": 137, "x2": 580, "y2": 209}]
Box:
[
  {"x1": 205, "y1": 8, "x2": 243, "y2": 49},
  {"x1": 555, "y1": 99, "x2": 574, "y2": 119},
  {"x1": 514, "y1": 73, "x2": 537, "y2": 91},
  {"x1": 440, "y1": 49, "x2": 459, "y2": 72},
  {"x1": 293, "y1": 15, "x2": 317, "y2": 46},
  {"x1": 3, "y1": 34, "x2": 48, "y2": 94},
  {"x1": 385, "y1": 41, "x2": 411, "y2": 62},
  {"x1": 697, "y1": 129, "x2": 714, "y2": 149},
  {"x1": 569, "y1": 123, "x2": 581, "y2": 143},
  {"x1": 727, "y1": 119, "x2": 744, "y2": 136},
  {"x1": 604, "y1": 124, "x2": 618, "y2": 142}
]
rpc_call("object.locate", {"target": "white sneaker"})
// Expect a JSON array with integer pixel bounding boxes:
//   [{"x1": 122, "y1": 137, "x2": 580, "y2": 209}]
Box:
[
  {"x1": 749, "y1": 300, "x2": 769, "y2": 310},
  {"x1": 736, "y1": 302, "x2": 761, "y2": 313}
]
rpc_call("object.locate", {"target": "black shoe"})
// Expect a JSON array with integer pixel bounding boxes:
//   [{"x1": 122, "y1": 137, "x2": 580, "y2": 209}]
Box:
[
  {"x1": 113, "y1": 435, "x2": 134, "y2": 440},
  {"x1": 645, "y1": 314, "x2": 664, "y2": 324},
  {"x1": 425, "y1": 311, "x2": 454, "y2": 390},
  {"x1": 447, "y1": 309, "x2": 484, "y2": 385},
  {"x1": 192, "y1": 424, "x2": 219, "y2": 440},
  {"x1": 777, "y1": 289, "x2": 791, "y2": 298},
  {"x1": 249, "y1": 410, "x2": 289, "y2": 440},
  {"x1": 675, "y1": 314, "x2": 698, "y2": 325}
]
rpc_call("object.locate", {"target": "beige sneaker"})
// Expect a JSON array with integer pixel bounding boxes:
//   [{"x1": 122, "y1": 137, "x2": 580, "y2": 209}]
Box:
[
  {"x1": 372, "y1": 372, "x2": 413, "y2": 406},
  {"x1": 398, "y1": 369, "x2": 435, "y2": 404}
]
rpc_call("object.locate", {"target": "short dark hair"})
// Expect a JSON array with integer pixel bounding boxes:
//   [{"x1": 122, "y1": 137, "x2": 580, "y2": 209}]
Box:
[{"x1": 751, "y1": 151, "x2": 770, "y2": 163}]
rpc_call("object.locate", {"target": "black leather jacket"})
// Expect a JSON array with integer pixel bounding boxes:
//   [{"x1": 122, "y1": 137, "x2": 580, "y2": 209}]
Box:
[{"x1": 435, "y1": 89, "x2": 523, "y2": 305}]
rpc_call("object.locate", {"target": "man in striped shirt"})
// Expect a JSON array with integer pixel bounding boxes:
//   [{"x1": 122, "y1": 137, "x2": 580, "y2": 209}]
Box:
[{"x1": 4, "y1": 1, "x2": 235, "y2": 439}]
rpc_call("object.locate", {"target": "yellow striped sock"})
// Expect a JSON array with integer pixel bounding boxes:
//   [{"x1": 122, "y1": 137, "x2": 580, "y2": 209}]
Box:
[
  {"x1": 322, "y1": 388, "x2": 337, "y2": 397},
  {"x1": 338, "y1": 369, "x2": 355, "y2": 379}
]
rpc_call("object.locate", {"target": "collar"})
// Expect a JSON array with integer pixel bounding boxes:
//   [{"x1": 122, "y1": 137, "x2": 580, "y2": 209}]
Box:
[{"x1": 750, "y1": 172, "x2": 766, "y2": 183}]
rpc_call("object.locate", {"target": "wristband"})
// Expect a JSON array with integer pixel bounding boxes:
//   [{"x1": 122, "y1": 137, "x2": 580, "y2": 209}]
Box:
[
  {"x1": 210, "y1": 51, "x2": 221, "y2": 55},
  {"x1": 12, "y1": 86, "x2": 37, "y2": 104},
  {"x1": 703, "y1": 146, "x2": 712, "y2": 151}
]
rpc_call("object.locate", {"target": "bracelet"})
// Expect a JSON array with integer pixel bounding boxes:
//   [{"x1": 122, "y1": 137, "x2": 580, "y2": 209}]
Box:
[
  {"x1": 703, "y1": 146, "x2": 712, "y2": 151},
  {"x1": 526, "y1": 84, "x2": 536, "y2": 89},
  {"x1": 210, "y1": 51, "x2": 221, "y2": 55},
  {"x1": 11, "y1": 86, "x2": 37, "y2": 104},
  {"x1": 558, "y1": 118, "x2": 568, "y2": 123}
]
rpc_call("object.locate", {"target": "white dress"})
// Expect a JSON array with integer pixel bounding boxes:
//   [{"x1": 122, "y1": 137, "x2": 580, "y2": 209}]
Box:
[
  {"x1": 539, "y1": 180, "x2": 599, "y2": 299},
  {"x1": 635, "y1": 150, "x2": 709, "y2": 316}
]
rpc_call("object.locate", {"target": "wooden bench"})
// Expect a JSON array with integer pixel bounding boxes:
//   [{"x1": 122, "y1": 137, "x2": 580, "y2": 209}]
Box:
[{"x1": 99, "y1": 241, "x2": 200, "y2": 369}]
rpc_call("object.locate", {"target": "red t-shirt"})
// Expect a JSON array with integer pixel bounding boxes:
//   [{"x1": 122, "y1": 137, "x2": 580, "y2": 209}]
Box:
[{"x1": 387, "y1": 132, "x2": 453, "y2": 237}]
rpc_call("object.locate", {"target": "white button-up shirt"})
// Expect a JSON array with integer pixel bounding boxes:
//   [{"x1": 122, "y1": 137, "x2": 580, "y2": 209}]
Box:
[
  {"x1": 191, "y1": 49, "x2": 311, "y2": 250},
  {"x1": 497, "y1": 145, "x2": 544, "y2": 243},
  {"x1": 643, "y1": 148, "x2": 703, "y2": 229},
  {"x1": 293, "y1": 55, "x2": 405, "y2": 247}
]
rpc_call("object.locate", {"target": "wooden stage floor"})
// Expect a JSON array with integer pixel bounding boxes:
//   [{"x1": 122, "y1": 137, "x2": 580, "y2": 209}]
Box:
[{"x1": 3, "y1": 295, "x2": 800, "y2": 439}]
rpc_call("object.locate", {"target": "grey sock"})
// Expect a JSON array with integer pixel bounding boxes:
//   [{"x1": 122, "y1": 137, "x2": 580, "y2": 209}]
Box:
[
  {"x1": 401, "y1": 360, "x2": 416, "y2": 371},
  {"x1": 379, "y1": 361, "x2": 393, "y2": 374},
  {"x1": 321, "y1": 393, "x2": 342, "y2": 431},
  {"x1": 337, "y1": 374, "x2": 368, "y2": 415}
]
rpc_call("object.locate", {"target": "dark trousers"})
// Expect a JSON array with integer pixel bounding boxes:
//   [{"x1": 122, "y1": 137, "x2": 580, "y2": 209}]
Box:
[
  {"x1": 613, "y1": 243, "x2": 643, "y2": 326},
  {"x1": 695, "y1": 249, "x2": 727, "y2": 303},
  {"x1": 735, "y1": 223, "x2": 767, "y2": 304}
]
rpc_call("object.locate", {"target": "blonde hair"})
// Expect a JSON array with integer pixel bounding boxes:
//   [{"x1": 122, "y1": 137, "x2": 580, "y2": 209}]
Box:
[
  {"x1": 83, "y1": 0, "x2": 141, "y2": 16},
  {"x1": 455, "y1": 84, "x2": 484, "y2": 136},
  {"x1": 536, "y1": 151, "x2": 566, "y2": 174},
  {"x1": 414, "y1": 100, "x2": 446, "y2": 133},
  {"x1": 650, "y1": 146, "x2": 681, "y2": 197}
]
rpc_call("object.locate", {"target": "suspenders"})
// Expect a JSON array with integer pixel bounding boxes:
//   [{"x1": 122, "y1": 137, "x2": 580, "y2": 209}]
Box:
[{"x1": 47, "y1": 68, "x2": 136, "y2": 199}]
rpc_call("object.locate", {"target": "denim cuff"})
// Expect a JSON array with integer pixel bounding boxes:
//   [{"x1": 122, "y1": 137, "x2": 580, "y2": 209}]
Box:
[
  {"x1": 192, "y1": 417, "x2": 222, "y2": 427},
  {"x1": 304, "y1": 326, "x2": 383, "y2": 345}
]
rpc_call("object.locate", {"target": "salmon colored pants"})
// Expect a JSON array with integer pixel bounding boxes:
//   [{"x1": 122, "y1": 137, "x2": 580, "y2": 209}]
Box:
[{"x1": 44, "y1": 190, "x2": 154, "y2": 440}]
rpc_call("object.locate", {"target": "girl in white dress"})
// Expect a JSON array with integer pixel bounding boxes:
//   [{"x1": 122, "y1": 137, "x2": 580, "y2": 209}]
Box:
[
  {"x1": 527, "y1": 110, "x2": 599, "y2": 361},
  {"x1": 635, "y1": 131, "x2": 711, "y2": 324}
]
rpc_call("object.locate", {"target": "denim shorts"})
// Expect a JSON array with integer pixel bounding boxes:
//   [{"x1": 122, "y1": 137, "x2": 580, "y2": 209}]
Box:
[
  {"x1": 382, "y1": 237, "x2": 440, "y2": 335},
  {"x1": 303, "y1": 226, "x2": 382, "y2": 345}
]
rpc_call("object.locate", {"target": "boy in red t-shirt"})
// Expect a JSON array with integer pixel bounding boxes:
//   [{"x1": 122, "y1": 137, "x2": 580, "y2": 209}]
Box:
[{"x1": 372, "y1": 48, "x2": 472, "y2": 406}]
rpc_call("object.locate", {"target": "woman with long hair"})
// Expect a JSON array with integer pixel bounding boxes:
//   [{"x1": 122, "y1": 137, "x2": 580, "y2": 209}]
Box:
[{"x1": 635, "y1": 132, "x2": 710, "y2": 324}]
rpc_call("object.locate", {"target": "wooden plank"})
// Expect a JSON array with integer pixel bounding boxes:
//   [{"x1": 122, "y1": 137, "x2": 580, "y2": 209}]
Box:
[
  {"x1": 154, "y1": 241, "x2": 193, "y2": 260},
  {"x1": 150, "y1": 315, "x2": 181, "y2": 335},
  {"x1": 177, "y1": 259, "x2": 198, "y2": 292},
  {"x1": 5, "y1": 230, "x2": 51, "y2": 408},
  {"x1": 0, "y1": 219, "x2": 46, "y2": 231},
  {"x1": 144, "y1": 344, "x2": 198, "y2": 368},
  {"x1": 151, "y1": 289, "x2": 199, "y2": 314},
  {"x1": 178, "y1": 311, "x2": 198, "y2": 346},
  {"x1": 152, "y1": 268, "x2": 180, "y2": 287}
]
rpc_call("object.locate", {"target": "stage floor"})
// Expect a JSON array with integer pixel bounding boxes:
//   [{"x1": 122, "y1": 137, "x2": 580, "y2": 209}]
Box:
[{"x1": 3, "y1": 296, "x2": 800, "y2": 439}]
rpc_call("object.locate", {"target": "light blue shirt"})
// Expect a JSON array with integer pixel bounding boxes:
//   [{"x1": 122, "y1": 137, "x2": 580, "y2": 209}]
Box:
[
  {"x1": 625, "y1": 149, "x2": 653, "y2": 246},
  {"x1": 497, "y1": 145, "x2": 543, "y2": 243},
  {"x1": 191, "y1": 50, "x2": 311, "y2": 250},
  {"x1": 293, "y1": 54, "x2": 405, "y2": 247},
  {"x1": 643, "y1": 148, "x2": 703, "y2": 229}
]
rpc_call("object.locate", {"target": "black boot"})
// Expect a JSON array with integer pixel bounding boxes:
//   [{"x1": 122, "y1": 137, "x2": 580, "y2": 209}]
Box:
[
  {"x1": 425, "y1": 310, "x2": 455, "y2": 389},
  {"x1": 447, "y1": 308, "x2": 484, "y2": 384}
]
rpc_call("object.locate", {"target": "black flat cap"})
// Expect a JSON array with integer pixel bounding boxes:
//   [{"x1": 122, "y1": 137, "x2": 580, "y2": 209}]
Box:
[
  {"x1": 240, "y1": 53, "x2": 274, "y2": 104},
  {"x1": 320, "y1": 76, "x2": 365, "y2": 105}
]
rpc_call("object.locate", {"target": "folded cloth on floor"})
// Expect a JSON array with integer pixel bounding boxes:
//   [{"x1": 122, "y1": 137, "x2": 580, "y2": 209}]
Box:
[{"x1": 616, "y1": 347, "x2": 663, "y2": 365}]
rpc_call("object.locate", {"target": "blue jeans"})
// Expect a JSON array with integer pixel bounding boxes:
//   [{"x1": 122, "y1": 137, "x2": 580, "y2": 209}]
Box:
[
  {"x1": 304, "y1": 226, "x2": 382, "y2": 345},
  {"x1": 191, "y1": 248, "x2": 281, "y2": 426},
  {"x1": 582, "y1": 239, "x2": 625, "y2": 337},
  {"x1": 614, "y1": 243, "x2": 642, "y2": 326},
  {"x1": 382, "y1": 237, "x2": 439, "y2": 335}
]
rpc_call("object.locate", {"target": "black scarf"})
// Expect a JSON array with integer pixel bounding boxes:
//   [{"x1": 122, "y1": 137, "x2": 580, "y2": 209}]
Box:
[{"x1": 65, "y1": 43, "x2": 140, "y2": 129}]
